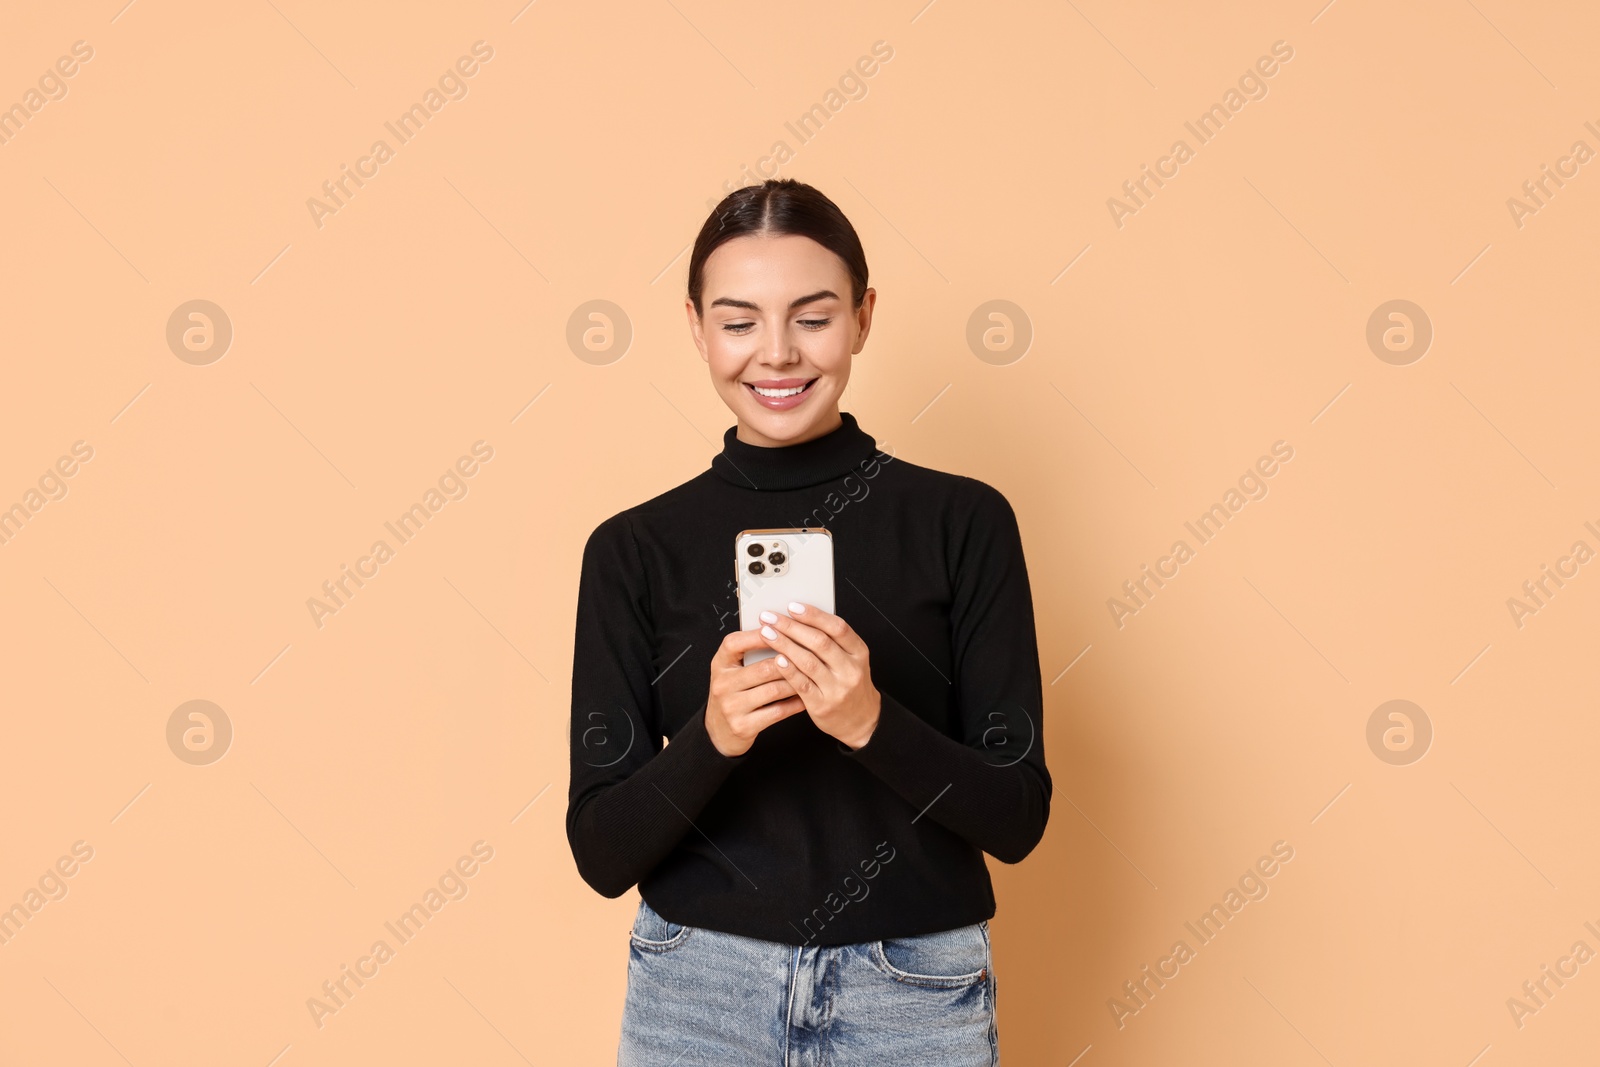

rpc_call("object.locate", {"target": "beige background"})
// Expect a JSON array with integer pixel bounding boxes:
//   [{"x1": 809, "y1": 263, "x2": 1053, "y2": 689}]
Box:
[{"x1": 2, "y1": 0, "x2": 1597, "y2": 1063}]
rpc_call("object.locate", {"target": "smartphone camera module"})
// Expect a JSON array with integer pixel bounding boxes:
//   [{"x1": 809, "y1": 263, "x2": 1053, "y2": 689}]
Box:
[{"x1": 745, "y1": 538, "x2": 789, "y2": 580}]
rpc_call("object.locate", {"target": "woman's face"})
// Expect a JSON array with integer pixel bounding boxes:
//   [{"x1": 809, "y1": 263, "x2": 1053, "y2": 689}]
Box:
[{"x1": 687, "y1": 232, "x2": 875, "y2": 448}]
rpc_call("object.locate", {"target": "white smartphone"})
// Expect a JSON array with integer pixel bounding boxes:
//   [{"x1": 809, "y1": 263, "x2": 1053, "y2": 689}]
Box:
[{"x1": 736, "y1": 527, "x2": 835, "y2": 667}]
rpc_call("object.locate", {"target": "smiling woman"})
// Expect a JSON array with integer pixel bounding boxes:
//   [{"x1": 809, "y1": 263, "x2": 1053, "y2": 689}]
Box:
[
  {"x1": 568, "y1": 178, "x2": 1049, "y2": 1066},
  {"x1": 683, "y1": 191, "x2": 875, "y2": 448}
]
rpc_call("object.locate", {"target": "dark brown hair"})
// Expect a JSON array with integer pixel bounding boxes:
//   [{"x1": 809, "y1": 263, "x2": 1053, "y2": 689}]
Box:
[{"x1": 686, "y1": 179, "x2": 869, "y2": 318}]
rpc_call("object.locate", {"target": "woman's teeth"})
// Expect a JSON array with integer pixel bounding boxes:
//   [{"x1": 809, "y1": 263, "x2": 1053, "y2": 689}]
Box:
[{"x1": 752, "y1": 381, "x2": 811, "y2": 397}]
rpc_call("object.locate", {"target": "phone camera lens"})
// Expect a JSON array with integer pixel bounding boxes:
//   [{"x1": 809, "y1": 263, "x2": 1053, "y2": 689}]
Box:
[
  {"x1": 767, "y1": 552, "x2": 786, "y2": 565},
  {"x1": 747, "y1": 560, "x2": 765, "y2": 575},
  {"x1": 746, "y1": 543, "x2": 764, "y2": 557}
]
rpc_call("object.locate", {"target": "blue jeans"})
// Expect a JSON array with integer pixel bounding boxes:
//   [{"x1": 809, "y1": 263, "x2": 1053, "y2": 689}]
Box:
[{"x1": 618, "y1": 898, "x2": 999, "y2": 1065}]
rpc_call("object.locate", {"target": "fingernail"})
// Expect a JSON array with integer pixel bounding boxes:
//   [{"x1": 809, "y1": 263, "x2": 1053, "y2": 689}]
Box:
[
  {"x1": 759, "y1": 610, "x2": 778, "y2": 624},
  {"x1": 789, "y1": 601, "x2": 805, "y2": 614},
  {"x1": 761, "y1": 625, "x2": 777, "y2": 639},
  {"x1": 777, "y1": 654, "x2": 788, "y2": 667}
]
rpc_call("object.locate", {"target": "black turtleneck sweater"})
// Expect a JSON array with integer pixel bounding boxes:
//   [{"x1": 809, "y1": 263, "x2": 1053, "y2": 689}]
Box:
[{"x1": 566, "y1": 412, "x2": 1051, "y2": 946}]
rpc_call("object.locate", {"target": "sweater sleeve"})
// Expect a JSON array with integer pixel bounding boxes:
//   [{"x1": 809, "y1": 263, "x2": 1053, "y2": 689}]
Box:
[
  {"x1": 566, "y1": 513, "x2": 749, "y2": 898},
  {"x1": 839, "y1": 478, "x2": 1052, "y2": 864}
]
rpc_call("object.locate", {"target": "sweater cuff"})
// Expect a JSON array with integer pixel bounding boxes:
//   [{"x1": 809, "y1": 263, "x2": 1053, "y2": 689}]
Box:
[
  {"x1": 837, "y1": 688, "x2": 927, "y2": 766},
  {"x1": 672, "y1": 699, "x2": 752, "y2": 770}
]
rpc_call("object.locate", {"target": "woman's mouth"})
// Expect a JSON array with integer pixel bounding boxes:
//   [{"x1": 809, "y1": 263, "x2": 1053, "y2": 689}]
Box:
[{"x1": 744, "y1": 378, "x2": 817, "y2": 411}]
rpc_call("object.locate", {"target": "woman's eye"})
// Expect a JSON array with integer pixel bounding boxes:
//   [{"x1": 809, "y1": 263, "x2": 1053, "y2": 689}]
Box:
[{"x1": 721, "y1": 318, "x2": 829, "y2": 334}]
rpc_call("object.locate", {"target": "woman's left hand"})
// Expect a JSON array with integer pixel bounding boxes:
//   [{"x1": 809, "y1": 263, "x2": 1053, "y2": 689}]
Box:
[{"x1": 758, "y1": 602, "x2": 881, "y2": 750}]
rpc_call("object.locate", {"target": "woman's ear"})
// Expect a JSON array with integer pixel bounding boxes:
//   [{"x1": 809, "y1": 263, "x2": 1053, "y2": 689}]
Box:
[
  {"x1": 685, "y1": 298, "x2": 708, "y2": 361},
  {"x1": 851, "y1": 288, "x2": 877, "y2": 354}
]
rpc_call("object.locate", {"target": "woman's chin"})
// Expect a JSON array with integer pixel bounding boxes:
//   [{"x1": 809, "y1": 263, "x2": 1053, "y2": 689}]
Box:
[{"x1": 730, "y1": 387, "x2": 839, "y2": 443}]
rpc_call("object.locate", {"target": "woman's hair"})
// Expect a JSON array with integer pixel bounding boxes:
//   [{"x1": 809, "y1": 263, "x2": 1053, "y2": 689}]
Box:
[{"x1": 686, "y1": 179, "x2": 870, "y2": 317}]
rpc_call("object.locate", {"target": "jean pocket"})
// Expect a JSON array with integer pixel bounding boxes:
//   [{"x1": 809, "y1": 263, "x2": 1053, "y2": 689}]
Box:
[
  {"x1": 630, "y1": 898, "x2": 693, "y2": 953},
  {"x1": 870, "y1": 921, "x2": 990, "y2": 989}
]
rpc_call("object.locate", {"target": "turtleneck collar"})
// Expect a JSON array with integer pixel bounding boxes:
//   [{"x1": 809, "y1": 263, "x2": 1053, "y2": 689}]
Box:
[{"x1": 711, "y1": 411, "x2": 880, "y2": 491}]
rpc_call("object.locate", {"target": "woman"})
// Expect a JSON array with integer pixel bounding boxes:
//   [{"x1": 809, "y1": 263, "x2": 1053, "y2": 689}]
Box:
[{"x1": 567, "y1": 178, "x2": 1051, "y2": 1065}]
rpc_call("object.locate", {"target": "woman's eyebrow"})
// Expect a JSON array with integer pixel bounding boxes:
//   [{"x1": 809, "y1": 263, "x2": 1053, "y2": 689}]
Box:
[{"x1": 709, "y1": 289, "x2": 839, "y2": 312}]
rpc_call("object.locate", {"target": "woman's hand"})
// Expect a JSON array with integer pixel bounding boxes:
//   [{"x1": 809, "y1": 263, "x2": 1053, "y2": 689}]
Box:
[
  {"x1": 703, "y1": 628, "x2": 808, "y2": 758},
  {"x1": 757, "y1": 603, "x2": 881, "y2": 750}
]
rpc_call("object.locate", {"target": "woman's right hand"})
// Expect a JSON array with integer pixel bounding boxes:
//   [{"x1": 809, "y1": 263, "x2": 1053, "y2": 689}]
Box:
[{"x1": 704, "y1": 628, "x2": 806, "y2": 757}]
